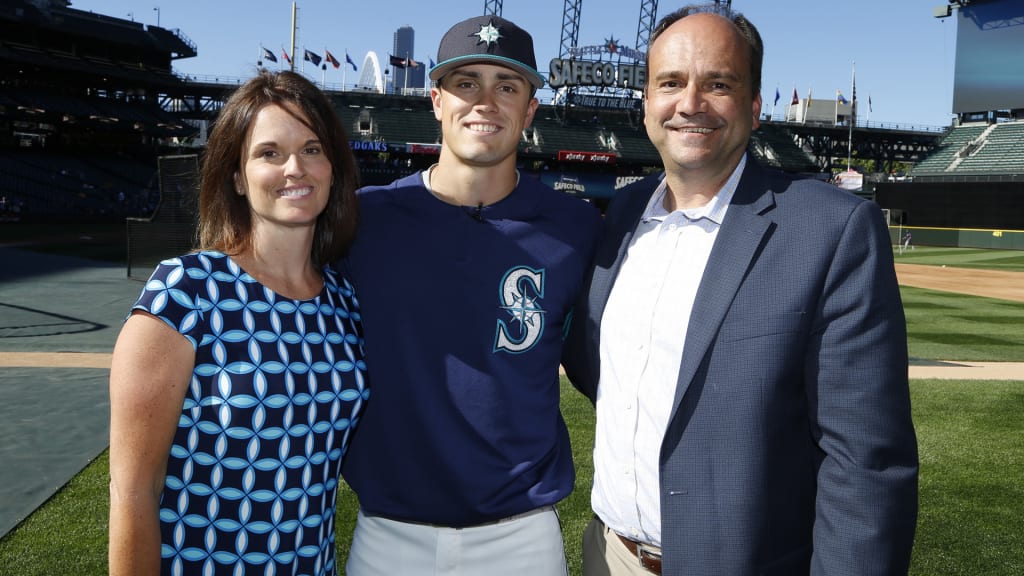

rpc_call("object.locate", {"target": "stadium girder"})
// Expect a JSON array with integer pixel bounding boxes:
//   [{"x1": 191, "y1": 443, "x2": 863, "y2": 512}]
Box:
[
  {"x1": 783, "y1": 122, "x2": 944, "y2": 174},
  {"x1": 634, "y1": 0, "x2": 659, "y2": 57},
  {"x1": 483, "y1": 0, "x2": 503, "y2": 16},
  {"x1": 559, "y1": 0, "x2": 584, "y2": 59}
]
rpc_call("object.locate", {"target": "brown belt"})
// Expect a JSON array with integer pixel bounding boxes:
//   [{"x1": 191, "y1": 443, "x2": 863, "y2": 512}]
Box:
[{"x1": 615, "y1": 532, "x2": 663, "y2": 575}]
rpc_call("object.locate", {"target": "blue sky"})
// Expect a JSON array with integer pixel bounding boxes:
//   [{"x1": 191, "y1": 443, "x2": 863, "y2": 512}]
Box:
[{"x1": 71, "y1": 0, "x2": 960, "y2": 128}]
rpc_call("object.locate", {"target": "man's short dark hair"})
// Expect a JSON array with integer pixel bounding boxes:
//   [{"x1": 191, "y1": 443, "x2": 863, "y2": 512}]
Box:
[{"x1": 646, "y1": 5, "x2": 763, "y2": 98}]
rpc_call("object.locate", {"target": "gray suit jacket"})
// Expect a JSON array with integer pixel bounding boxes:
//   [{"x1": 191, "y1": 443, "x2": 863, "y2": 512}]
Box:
[{"x1": 564, "y1": 158, "x2": 919, "y2": 575}]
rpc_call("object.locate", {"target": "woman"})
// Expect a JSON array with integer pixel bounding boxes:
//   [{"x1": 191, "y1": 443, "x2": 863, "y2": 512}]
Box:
[{"x1": 108, "y1": 70, "x2": 366, "y2": 576}]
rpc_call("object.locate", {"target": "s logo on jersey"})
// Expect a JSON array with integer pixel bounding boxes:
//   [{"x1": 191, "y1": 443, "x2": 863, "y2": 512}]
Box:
[{"x1": 494, "y1": 266, "x2": 546, "y2": 354}]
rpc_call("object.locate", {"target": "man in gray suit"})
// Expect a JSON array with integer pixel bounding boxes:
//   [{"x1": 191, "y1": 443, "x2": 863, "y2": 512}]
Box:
[{"x1": 563, "y1": 5, "x2": 919, "y2": 575}]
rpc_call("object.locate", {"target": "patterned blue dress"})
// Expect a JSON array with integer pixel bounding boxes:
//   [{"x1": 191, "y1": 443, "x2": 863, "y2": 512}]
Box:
[{"x1": 130, "y1": 251, "x2": 368, "y2": 576}]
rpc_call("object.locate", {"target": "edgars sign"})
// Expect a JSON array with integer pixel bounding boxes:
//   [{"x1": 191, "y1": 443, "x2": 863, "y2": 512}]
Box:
[
  {"x1": 349, "y1": 140, "x2": 389, "y2": 152},
  {"x1": 547, "y1": 37, "x2": 646, "y2": 89}
]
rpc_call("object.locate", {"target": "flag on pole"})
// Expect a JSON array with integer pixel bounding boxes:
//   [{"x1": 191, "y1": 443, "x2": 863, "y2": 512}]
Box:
[
  {"x1": 262, "y1": 47, "x2": 277, "y2": 63},
  {"x1": 429, "y1": 56, "x2": 436, "y2": 69},
  {"x1": 804, "y1": 85, "x2": 812, "y2": 123},
  {"x1": 281, "y1": 48, "x2": 292, "y2": 64},
  {"x1": 324, "y1": 49, "x2": 341, "y2": 69},
  {"x1": 345, "y1": 51, "x2": 358, "y2": 71},
  {"x1": 850, "y1": 62, "x2": 857, "y2": 127},
  {"x1": 847, "y1": 62, "x2": 856, "y2": 165},
  {"x1": 837, "y1": 89, "x2": 849, "y2": 105},
  {"x1": 389, "y1": 54, "x2": 407, "y2": 68},
  {"x1": 868, "y1": 94, "x2": 873, "y2": 113},
  {"x1": 773, "y1": 87, "x2": 780, "y2": 107},
  {"x1": 304, "y1": 49, "x2": 322, "y2": 67},
  {"x1": 407, "y1": 57, "x2": 421, "y2": 68},
  {"x1": 791, "y1": 87, "x2": 799, "y2": 105},
  {"x1": 851, "y1": 64, "x2": 857, "y2": 104}
]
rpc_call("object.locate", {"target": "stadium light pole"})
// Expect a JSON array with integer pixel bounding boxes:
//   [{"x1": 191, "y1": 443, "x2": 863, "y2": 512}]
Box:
[{"x1": 153, "y1": 7, "x2": 160, "y2": 27}]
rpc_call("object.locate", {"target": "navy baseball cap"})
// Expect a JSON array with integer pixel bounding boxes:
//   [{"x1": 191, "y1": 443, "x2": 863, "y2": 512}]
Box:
[{"x1": 429, "y1": 15, "x2": 545, "y2": 89}]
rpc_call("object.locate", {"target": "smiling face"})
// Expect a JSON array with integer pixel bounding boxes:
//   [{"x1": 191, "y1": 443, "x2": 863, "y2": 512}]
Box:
[
  {"x1": 431, "y1": 63, "x2": 538, "y2": 170},
  {"x1": 644, "y1": 13, "x2": 762, "y2": 189},
  {"x1": 237, "y1": 102, "x2": 332, "y2": 232}
]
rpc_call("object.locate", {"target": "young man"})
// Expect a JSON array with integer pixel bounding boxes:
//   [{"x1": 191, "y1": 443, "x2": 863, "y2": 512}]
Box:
[
  {"x1": 341, "y1": 15, "x2": 603, "y2": 576},
  {"x1": 564, "y1": 6, "x2": 919, "y2": 575}
]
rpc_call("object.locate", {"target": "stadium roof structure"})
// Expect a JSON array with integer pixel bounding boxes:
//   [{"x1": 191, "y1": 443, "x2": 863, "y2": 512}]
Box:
[
  {"x1": 355, "y1": 52, "x2": 385, "y2": 94},
  {"x1": 0, "y1": 0, "x2": 197, "y2": 111},
  {"x1": 0, "y1": 0, "x2": 197, "y2": 138}
]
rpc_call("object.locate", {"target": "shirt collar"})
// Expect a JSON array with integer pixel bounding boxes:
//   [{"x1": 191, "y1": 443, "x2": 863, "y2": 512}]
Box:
[{"x1": 642, "y1": 154, "x2": 747, "y2": 225}]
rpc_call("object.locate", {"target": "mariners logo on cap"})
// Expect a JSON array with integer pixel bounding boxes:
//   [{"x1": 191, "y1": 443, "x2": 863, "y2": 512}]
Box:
[
  {"x1": 472, "y1": 20, "x2": 503, "y2": 47},
  {"x1": 430, "y1": 15, "x2": 545, "y2": 88}
]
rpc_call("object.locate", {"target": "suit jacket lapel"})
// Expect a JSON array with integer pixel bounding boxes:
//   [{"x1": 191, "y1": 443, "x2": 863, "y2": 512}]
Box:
[{"x1": 669, "y1": 161, "x2": 776, "y2": 417}]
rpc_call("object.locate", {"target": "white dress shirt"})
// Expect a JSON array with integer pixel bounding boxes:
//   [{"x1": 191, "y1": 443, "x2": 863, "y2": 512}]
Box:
[{"x1": 592, "y1": 156, "x2": 745, "y2": 547}]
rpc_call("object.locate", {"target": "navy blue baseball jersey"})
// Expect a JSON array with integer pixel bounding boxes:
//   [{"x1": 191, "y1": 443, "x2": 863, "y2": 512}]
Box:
[{"x1": 341, "y1": 171, "x2": 602, "y2": 527}]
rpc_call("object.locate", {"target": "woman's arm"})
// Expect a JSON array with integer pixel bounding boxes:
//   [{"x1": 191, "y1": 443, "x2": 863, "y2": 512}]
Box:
[{"x1": 108, "y1": 312, "x2": 194, "y2": 575}]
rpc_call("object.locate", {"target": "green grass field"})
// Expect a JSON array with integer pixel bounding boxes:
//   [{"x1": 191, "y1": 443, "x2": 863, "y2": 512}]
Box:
[
  {"x1": 2, "y1": 374, "x2": 1022, "y2": 576},
  {"x1": 911, "y1": 379, "x2": 1024, "y2": 576},
  {"x1": 1, "y1": 236, "x2": 1021, "y2": 575},
  {"x1": 903, "y1": 286, "x2": 1024, "y2": 362}
]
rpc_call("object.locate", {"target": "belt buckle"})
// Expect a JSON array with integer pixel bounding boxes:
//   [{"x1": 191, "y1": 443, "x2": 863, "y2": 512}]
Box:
[
  {"x1": 606, "y1": 521, "x2": 662, "y2": 575},
  {"x1": 634, "y1": 542, "x2": 661, "y2": 575}
]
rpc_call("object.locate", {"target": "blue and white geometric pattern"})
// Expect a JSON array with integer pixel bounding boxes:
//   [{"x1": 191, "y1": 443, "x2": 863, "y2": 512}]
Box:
[{"x1": 131, "y1": 251, "x2": 368, "y2": 576}]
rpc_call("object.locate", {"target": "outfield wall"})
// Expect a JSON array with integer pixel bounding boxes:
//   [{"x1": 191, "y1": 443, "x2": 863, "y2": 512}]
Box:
[
  {"x1": 875, "y1": 181, "x2": 1024, "y2": 230},
  {"x1": 889, "y1": 225, "x2": 1024, "y2": 250}
]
